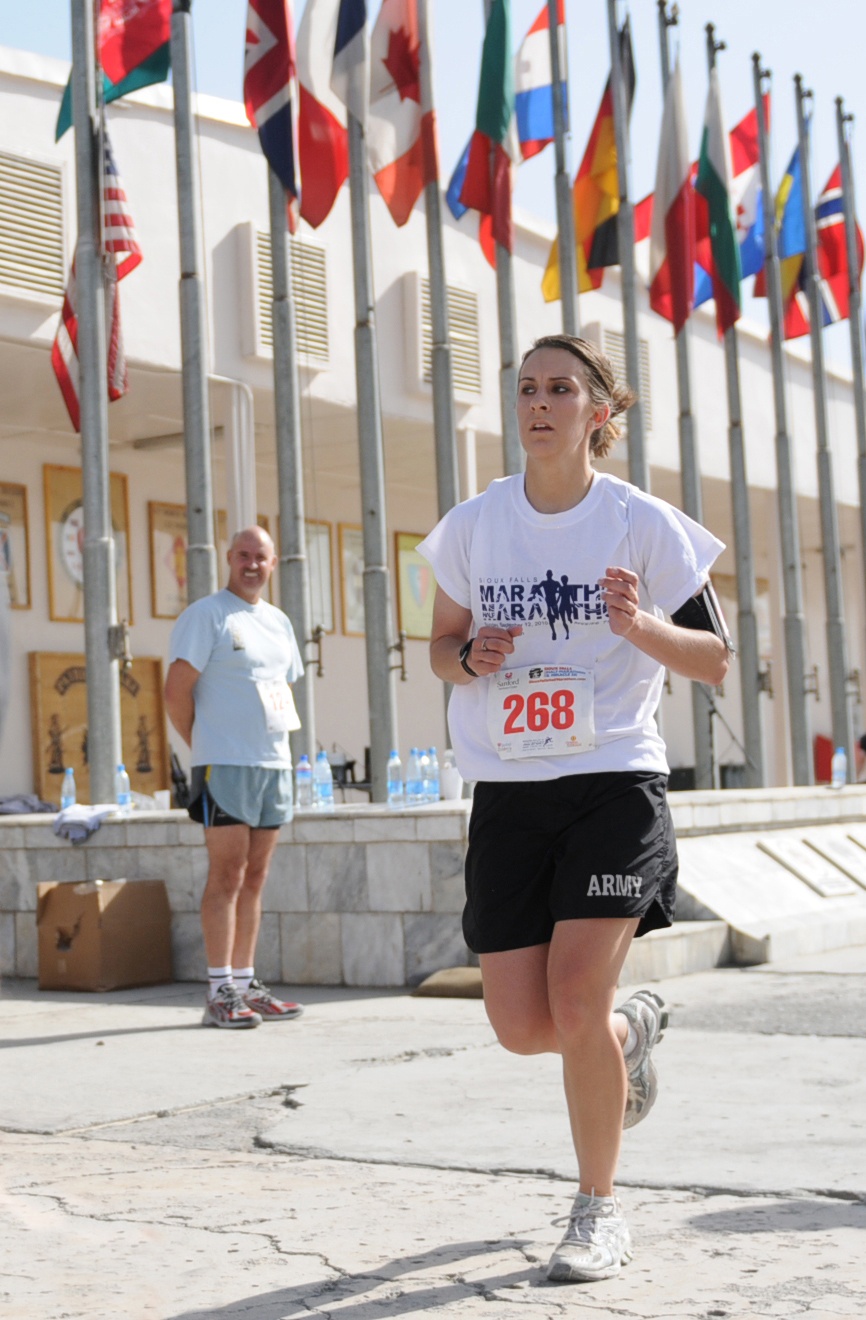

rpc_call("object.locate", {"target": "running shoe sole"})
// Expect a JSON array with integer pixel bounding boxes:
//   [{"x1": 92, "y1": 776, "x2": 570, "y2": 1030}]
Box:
[
  {"x1": 621, "y1": 989, "x2": 668, "y2": 1129},
  {"x1": 244, "y1": 1000, "x2": 304, "y2": 1021},
  {"x1": 547, "y1": 1242, "x2": 633, "y2": 1283},
  {"x1": 201, "y1": 1004, "x2": 262, "y2": 1029}
]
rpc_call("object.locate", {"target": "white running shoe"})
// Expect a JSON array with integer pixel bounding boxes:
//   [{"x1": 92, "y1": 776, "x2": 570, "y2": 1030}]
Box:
[
  {"x1": 202, "y1": 983, "x2": 262, "y2": 1029},
  {"x1": 617, "y1": 989, "x2": 669, "y2": 1129},
  {"x1": 546, "y1": 1193, "x2": 632, "y2": 1283},
  {"x1": 242, "y1": 978, "x2": 304, "y2": 1021}
]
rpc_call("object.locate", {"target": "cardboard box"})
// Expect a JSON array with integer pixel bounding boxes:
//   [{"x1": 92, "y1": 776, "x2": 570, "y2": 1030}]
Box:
[{"x1": 37, "y1": 879, "x2": 172, "y2": 991}]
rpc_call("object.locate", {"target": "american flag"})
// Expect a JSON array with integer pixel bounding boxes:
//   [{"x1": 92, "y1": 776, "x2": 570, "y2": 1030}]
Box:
[{"x1": 52, "y1": 124, "x2": 142, "y2": 432}]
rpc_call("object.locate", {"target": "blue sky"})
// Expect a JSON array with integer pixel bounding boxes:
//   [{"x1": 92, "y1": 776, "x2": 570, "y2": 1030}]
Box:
[{"x1": 2, "y1": 0, "x2": 864, "y2": 364}]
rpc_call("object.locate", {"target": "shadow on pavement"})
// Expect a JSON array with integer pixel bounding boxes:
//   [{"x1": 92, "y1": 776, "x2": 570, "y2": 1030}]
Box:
[
  {"x1": 689, "y1": 1197, "x2": 866, "y2": 1233},
  {"x1": 167, "y1": 1239, "x2": 542, "y2": 1320},
  {"x1": 0, "y1": 1023, "x2": 202, "y2": 1049},
  {"x1": 0, "y1": 979, "x2": 407, "y2": 1008}
]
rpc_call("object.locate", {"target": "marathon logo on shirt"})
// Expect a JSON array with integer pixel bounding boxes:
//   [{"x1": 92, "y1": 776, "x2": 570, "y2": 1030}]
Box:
[
  {"x1": 478, "y1": 570, "x2": 608, "y2": 640},
  {"x1": 587, "y1": 874, "x2": 644, "y2": 898}
]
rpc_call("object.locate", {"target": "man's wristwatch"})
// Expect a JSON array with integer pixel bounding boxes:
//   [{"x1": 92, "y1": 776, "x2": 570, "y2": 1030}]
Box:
[{"x1": 459, "y1": 638, "x2": 479, "y2": 678}]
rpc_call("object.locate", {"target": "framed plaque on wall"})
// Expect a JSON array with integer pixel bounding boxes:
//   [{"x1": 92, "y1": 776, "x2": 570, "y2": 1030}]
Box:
[
  {"x1": 44, "y1": 465, "x2": 133, "y2": 624},
  {"x1": 305, "y1": 519, "x2": 334, "y2": 633},
  {"x1": 0, "y1": 481, "x2": 31, "y2": 609},
  {"x1": 395, "y1": 532, "x2": 437, "y2": 641},
  {"x1": 148, "y1": 500, "x2": 189, "y2": 619},
  {"x1": 29, "y1": 652, "x2": 171, "y2": 804},
  {"x1": 338, "y1": 523, "x2": 365, "y2": 636}
]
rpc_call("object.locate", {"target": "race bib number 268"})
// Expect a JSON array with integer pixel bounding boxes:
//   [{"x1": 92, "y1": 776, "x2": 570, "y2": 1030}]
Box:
[{"x1": 487, "y1": 664, "x2": 596, "y2": 761}]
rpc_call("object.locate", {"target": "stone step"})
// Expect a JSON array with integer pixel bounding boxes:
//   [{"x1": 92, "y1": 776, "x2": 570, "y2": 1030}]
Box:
[
  {"x1": 730, "y1": 908, "x2": 866, "y2": 965},
  {"x1": 620, "y1": 920, "x2": 730, "y2": 983}
]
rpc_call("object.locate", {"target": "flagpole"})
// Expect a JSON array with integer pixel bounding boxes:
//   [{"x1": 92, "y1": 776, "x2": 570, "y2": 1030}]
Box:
[
  {"x1": 546, "y1": 0, "x2": 578, "y2": 335},
  {"x1": 795, "y1": 74, "x2": 854, "y2": 774},
  {"x1": 752, "y1": 55, "x2": 812, "y2": 785},
  {"x1": 606, "y1": 0, "x2": 647, "y2": 492},
  {"x1": 417, "y1": 0, "x2": 459, "y2": 734},
  {"x1": 657, "y1": 3, "x2": 713, "y2": 790},
  {"x1": 483, "y1": 0, "x2": 521, "y2": 475},
  {"x1": 706, "y1": 25, "x2": 765, "y2": 788},
  {"x1": 171, "y1": 0, "x2": 217, "y2": 603},
  {"x1": 268, "y1": 169, "x2": 316, "y2": 765},
  {"x1": 835, "y1": 98, "x2": 866, "y2": 635},
  {"x1": 346, "y1": 108, "x2": 399, "y2": 800},
  {"x1": 418, "y1": 0, "x2": 460, "y2": 519},
  {"x1": 70, "y1": 0, "x2": 122, "y2": 803},
  {"x1": 423, "y1": 195, "x2": 460, "y2": 513}
]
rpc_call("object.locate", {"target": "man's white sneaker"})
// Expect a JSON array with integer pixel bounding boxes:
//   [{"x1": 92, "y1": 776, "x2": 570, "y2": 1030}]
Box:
[
  {"x1": 618, "y1": 989, "x2": 669, "y2": 1129},
  {"x1": 242, "y1": 978, "x2": 304, "y2": 1021},
  {"x1": 546, "y1": 1193, "x2": 632, "y2": 1283},
  {"x1": 202, "y1": 982, "x2": 262, "y2": 1029}
]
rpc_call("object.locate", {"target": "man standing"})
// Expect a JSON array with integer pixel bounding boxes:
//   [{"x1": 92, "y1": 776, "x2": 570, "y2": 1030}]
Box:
[{"x1": 165, "y1": 526, "x2": 304, "y2": 1029}]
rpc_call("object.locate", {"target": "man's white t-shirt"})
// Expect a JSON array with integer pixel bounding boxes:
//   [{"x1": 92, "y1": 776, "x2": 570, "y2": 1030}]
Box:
[
  {"x1": 168, "y1": 589, "x2": 304, "y2": 769},
  {"x1": 417, "y1": 472, "x2": 724, "y2": 782}
]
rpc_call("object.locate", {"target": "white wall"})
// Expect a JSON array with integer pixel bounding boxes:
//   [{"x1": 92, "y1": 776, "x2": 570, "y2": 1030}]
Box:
[{"x1": 2, "y1": 47, "x2": 866, "y2": 795}]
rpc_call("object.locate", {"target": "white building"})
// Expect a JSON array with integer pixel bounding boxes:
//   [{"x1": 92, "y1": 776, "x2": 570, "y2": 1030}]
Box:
[{"x1": 1, "y1": 44, "x2": 863, "y2": 800}]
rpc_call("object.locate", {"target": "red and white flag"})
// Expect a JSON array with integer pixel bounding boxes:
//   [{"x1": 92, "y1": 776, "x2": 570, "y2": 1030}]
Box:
[
  {"x1": 649, "y1": 60, "x2": 694, "y2": 332},
  {"x1": 52, "y1": 127, "x2": 141, "y2": 432},
  {"x1": 367, "y1": 0, "x2": 438, "y2": 227},
  {"x1": 296, "y1": 0, "x2": 349, "y2": 228}
]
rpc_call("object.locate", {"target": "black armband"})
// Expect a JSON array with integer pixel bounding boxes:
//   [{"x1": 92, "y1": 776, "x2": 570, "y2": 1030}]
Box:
[{"x1": 671, "y1": 582, "x2": 735, "y2": 654}]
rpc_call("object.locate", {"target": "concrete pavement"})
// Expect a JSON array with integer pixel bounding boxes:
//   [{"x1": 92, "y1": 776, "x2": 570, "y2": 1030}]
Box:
[{"x1": 2, "y1": 947, "x2": 865, "y2": 1319}]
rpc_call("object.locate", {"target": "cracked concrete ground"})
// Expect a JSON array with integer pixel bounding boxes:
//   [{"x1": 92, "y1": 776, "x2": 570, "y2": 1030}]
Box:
[{"x1": 1, "y1": 946, "x2": 865, "y2": 1320}]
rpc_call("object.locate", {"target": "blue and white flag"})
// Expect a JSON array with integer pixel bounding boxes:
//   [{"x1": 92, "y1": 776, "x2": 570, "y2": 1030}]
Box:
[{"x1": 331, "y1": 0, "x2": 368, "y2": 125}]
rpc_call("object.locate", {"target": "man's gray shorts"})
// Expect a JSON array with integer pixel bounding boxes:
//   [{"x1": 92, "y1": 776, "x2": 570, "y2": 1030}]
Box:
[{"x1": 189, "y1": 765, "x2": 294, "y2": 829}]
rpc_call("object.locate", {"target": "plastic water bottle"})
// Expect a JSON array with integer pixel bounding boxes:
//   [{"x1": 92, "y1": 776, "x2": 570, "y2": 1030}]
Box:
[
  {"x1": 60, "y1": 767, "x2": 77, "y2": 810},
  {"x1": 313, "y1": 751, "x2": 335, "y2": 812},
  {"x1": 387, "y1": 750, "x2": 404, "y2": 810},
  {"x1": 406, "y1": 748, "x2": 425, "y2": 805},
  {"x1": 426, "y1": 747, "x2": 440, "y2": 802},
  {"x1": 831, "y1": 746, "x2": 848, "y2": 789},
  {"x1": 418, "y1": 749, "x2": 431, "y2": 801},
  {"x1": 115, "y1": 763, "x2": 131, "y2": 816},
  {"x1": 440, "y1": 748, "x2": 463, "y2": 801},
  {"x1": 295, "y1": 754, "x2": 313, "y2": 808}
]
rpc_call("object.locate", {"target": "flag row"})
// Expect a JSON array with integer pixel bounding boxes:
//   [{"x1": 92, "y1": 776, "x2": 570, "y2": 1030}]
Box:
[
  {"x1": 52, "y1": 0, "x2": 866, "y2": 429},
  {"x1": 243, "y1": 0, "x2": 865, "y2": 343}
]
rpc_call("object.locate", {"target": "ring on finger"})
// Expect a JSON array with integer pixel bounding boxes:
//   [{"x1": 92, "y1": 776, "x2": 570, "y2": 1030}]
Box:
[{"x1": 481, "y1": 639, "x2": 488, "y2": 652}]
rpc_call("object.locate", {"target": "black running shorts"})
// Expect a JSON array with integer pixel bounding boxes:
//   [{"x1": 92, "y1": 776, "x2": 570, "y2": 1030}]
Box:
[{"x1": 463, "y1": 771, "x2": 678, "y2": 954}]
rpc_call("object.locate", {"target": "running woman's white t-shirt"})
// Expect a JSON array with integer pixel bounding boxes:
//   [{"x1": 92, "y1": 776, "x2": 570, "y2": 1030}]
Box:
[{"x1": 417, "y1": 472, "x2": 724, "y2": 782}]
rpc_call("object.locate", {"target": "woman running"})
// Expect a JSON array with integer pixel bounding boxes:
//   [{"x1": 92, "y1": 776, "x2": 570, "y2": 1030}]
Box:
[{"x1": 418, "y1": 334, "x2": 731, "y2": 1283}]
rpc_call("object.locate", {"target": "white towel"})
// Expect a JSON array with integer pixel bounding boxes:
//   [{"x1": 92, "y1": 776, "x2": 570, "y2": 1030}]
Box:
[{"x1": 53, "y1": 804, "x2": 120, "y2": 843}]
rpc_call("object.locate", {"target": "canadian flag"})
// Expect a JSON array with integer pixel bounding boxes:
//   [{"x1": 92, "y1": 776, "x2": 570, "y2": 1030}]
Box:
[{"x1": 366, "y1": 0, "x2": 438, "y2": 226}]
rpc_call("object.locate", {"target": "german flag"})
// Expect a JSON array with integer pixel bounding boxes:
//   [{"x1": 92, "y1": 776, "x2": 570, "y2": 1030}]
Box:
[{"x1": 542, "y1": 19, "x2": 635, "y2": 301}]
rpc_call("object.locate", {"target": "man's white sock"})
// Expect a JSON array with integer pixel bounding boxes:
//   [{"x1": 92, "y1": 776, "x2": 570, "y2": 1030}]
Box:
[
  {"x1": 207, "y1": 966, "x2": 233, "y2": 999},
  {"x1": 232, "y1": 966, "x2": 255, "y2": 992}
]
